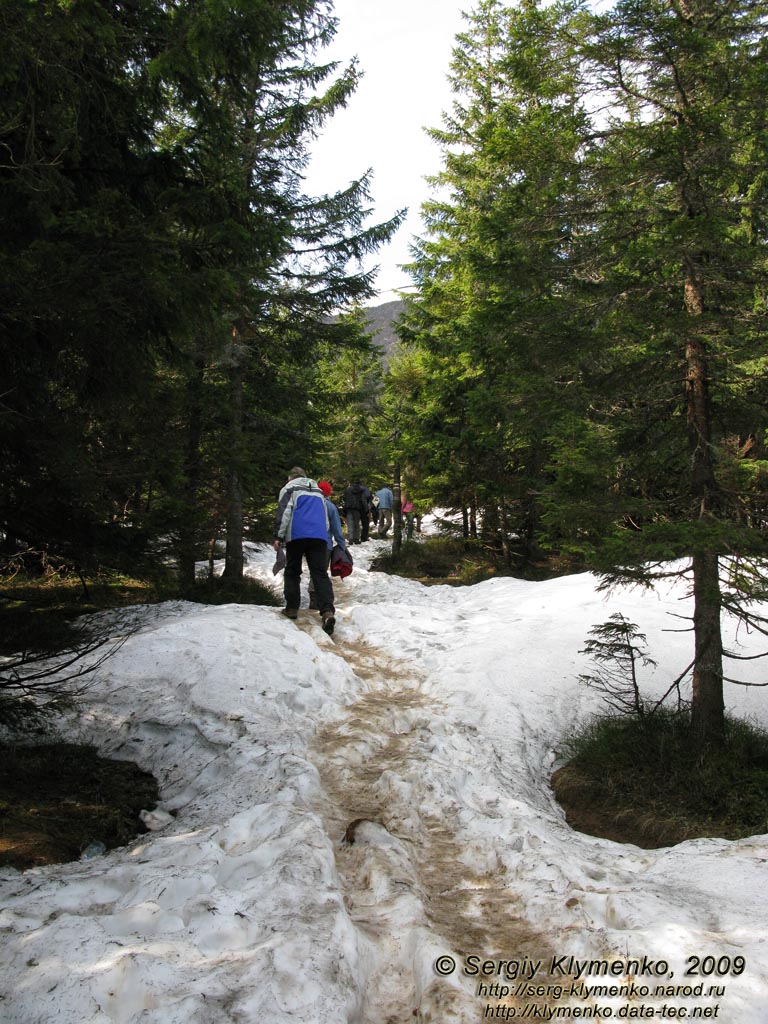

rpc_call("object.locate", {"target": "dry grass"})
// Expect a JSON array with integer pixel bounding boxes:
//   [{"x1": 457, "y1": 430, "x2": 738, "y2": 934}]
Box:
[{"x1": 552, "y1": 711, "x2": 768, "y2": 848}]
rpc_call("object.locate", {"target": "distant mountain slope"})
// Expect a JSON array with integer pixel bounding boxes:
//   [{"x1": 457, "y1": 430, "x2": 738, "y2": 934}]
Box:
[{"x1": 362, "y1": 298, "x2": 405, "y2": 364}]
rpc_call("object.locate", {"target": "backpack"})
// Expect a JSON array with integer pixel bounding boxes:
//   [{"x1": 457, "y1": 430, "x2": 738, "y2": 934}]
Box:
[
  {"x1": 330, "y1": 544, "x2": 354, "y2": 579},
  {"x1": 287, "y1": 487, "x2": 329, "y2": 541},
  {"x1": 345, "y1": 484, "x2": 365, "y2": 512}
]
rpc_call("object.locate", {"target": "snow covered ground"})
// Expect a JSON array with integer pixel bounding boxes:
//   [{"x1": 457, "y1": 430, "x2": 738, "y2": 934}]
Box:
[{"x1": 1, "y1": 540, "x2": 767, "y2": 1023}]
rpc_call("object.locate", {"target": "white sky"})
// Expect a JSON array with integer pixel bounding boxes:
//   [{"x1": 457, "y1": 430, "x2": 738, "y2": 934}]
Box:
[{"x1": 305, "y1": 0, "x2": 469, "y2": 302}]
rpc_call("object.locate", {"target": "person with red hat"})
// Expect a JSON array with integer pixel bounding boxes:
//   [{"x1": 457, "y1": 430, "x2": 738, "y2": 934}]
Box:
[{"x1": 308, "y1": 480, "x2": 348, "y2": 613}]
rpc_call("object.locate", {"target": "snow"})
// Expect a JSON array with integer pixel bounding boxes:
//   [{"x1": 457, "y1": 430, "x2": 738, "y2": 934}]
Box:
[{"x1": 1, "y1": 541, "x2": 767, "y2": 1023}]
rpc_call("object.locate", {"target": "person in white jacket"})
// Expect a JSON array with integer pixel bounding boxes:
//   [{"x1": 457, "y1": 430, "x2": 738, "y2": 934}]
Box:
[{"x1": 273, "y1": 467, "x2": 336, "y2": 634}]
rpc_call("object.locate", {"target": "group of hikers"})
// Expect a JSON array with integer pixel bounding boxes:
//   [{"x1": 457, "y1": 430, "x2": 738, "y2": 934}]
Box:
[
  {"x1": 341, "y1": 479, "x2": 386, "y2": 543},
  {"x1": 272, "y1": 467, "x2": 419, "y2": 636},
  {"x1": 340, "y1": 479, "x2": 418, "y2": 543}
]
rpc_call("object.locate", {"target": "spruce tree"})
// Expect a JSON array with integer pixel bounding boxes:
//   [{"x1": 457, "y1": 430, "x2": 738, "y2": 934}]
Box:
[
  {"x1": 0, "y1": 0, "x2": 403, "y2": 582},
  {"x1": 400, "y1": 0, "x2": 589, "y2": 563},
  {"x1": 402, "y1": 0, "x2": 768, "y2": 748},
  {"x1": 0, "y1": 0, "x2": 192, "y2": 569},
  {"x1": 544, "y1": 0, "x2": 768, "y2": 745},
  {"x1": 313, "y1": 307, "x2": 387, "y2": 484}
]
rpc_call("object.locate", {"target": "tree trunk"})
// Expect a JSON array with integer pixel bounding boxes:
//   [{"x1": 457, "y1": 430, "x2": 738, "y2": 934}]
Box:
[
  {"x1": 690, "y1": 550, "x2": 724, "y2": 743},
  {"x1": 499, "y1": 500, "x2": 512, "y2": 565},
  {"x1": 392, "y1": 462, "x2": 402, "y2": 554},
  {"x1": 208, "y1": 535, "x2": 218, "y2": 581},
  {"x1": 482, "y1": 502, "x2": 499, "y2": 543},
  {"x1": 684, "y1": 261, "x2": 724, "y2": 746},
  {"x1": 177, "y1": 359, "x2": 205, "y2": 590},
  {"x1": 222, "y1": 327, "x2": 245, "y2": 581}
]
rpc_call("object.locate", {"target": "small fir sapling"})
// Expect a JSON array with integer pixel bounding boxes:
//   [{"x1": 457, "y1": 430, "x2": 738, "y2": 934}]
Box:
[{"x1": 579, "y1": 613, "x2": 658, "y2": 717}]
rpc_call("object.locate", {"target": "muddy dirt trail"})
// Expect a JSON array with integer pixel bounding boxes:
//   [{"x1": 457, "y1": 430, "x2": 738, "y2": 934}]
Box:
[{"x1": 294, "y1": 603, "x2": 558, "y2": 1024}]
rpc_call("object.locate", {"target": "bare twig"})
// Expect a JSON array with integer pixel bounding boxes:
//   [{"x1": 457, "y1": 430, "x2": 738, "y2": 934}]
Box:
[{"x1": 0, "y1": 617, "x2": 138, "y2": 728}]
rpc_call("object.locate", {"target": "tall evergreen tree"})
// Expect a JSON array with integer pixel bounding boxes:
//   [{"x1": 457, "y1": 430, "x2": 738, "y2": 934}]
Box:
[
  {"x1": 0, "y1": 0, "x2": 402, "y2": 580},
  {"x1": 543, "y1": 0, "x2": 768, "y2": 744},
  {"x1": 313, "y1": 307, "x2": 387, "y2": 484},
  {"x1": 400, "y1": 0, "x2": 589, "y2": 563},
  {"x1": 1, "y1": 0, "x2": 195, "y2": 568},
  {"x1": 147, "y1": 3, "x2": 404, "y2": 581},
  {"x1": 403, "y1": 0, "x2": 768, "y2": 747}
]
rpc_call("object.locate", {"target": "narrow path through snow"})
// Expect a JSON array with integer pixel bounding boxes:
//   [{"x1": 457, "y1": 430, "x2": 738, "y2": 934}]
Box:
[{"x1": 292, "y1": 588, "x2": 558, "y2": 1023}]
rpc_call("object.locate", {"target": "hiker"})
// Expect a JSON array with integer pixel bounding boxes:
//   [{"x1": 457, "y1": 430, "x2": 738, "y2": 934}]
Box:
[
  {"x1": 343, "y1": 479, "x2": 368, "y2": 545},
  {"x1": 308, "y1": 481, "x2": 347, "y2": 610},
  {"x1": 402, "y1": 493, "x2": 415, "y2": 540},
  {"x1": 369, "y1": 490, "x2": 380, "y2": 531},
  {"x1": 273, "y1": 467, "x2": 336, "y2": 635},
  {"x1": 375, "y1": 484, "x2": 394, "y2": 537},
  {"x1": 360, "y1": 483, "x2": 373, "y2": 542}
]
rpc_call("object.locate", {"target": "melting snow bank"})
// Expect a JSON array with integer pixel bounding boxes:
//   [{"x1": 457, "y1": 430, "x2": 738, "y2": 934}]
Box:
[
  {"x1": 0, "y1": 601, "x2": 367, "y2": 1023},
  {"x1": 0, "y1": 543, "x2": 766, "y2": 1023}
]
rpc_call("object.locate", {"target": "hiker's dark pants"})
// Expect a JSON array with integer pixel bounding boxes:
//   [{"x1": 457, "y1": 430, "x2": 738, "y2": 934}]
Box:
[
  {"x1": 308, "y1": 548, "x2": 332, "y2": 604},
  {"x1": 346, "y1": 509, "x2": 362, "y2": 543},
  {"x1": 284, "y1": 538, "x2": 334, "y2": 614}
]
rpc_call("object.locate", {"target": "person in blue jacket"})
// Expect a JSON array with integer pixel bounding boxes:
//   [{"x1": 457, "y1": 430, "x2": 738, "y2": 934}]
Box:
[
  {"x1": 273, "y1": 467, "x2": 336, "y2": 634},
  {"x1": 308, "y1": 480, "x2": 347, "y2": 610}
]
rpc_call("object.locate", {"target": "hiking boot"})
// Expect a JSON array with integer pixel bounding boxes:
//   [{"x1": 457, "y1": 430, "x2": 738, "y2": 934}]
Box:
[
  {"x1": 281, "y1": 607, "x2": 298, "y2": 620},
  {"x1": 321, "y1": 611, "x2": 335, "y2": 636}
]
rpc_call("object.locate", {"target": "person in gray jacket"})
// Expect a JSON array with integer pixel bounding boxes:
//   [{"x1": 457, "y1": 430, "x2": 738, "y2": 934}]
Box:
[
  {"x1": 273, "y1": 467, "x2": 336, "y2": 634},
  {"x1": 375, "y1": 485, "x2": 394, "y2": 538}
]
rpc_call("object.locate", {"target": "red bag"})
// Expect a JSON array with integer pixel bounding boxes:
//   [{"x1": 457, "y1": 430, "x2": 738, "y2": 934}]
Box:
[{"x1": 330, "y1": 544, "x2": 353, "y2": 579}]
